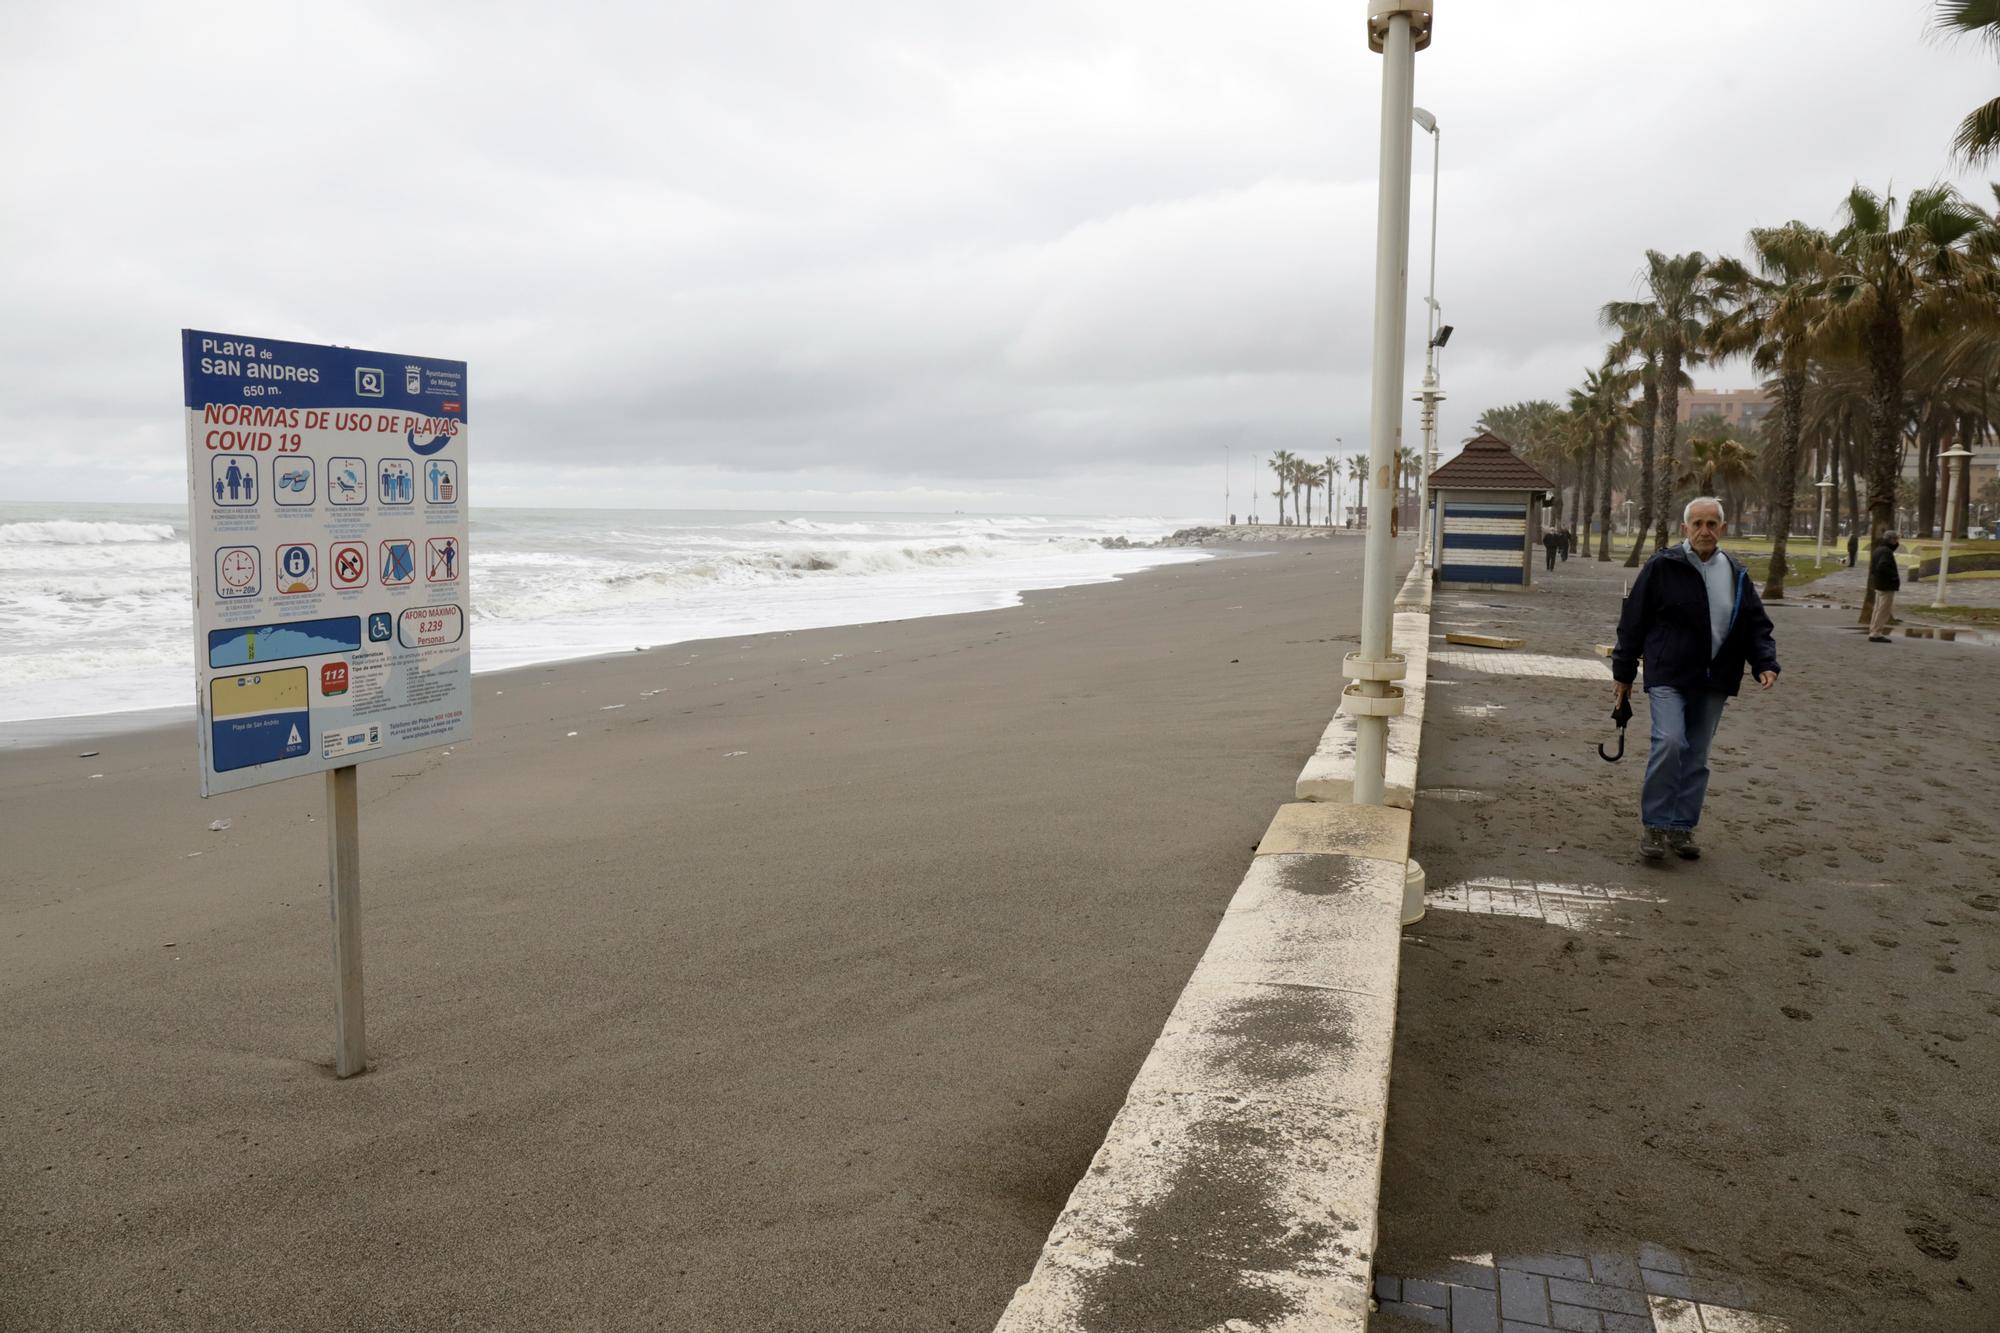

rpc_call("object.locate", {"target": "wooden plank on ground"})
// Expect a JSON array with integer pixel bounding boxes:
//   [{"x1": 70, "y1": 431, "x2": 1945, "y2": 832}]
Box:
[{"x1": 1444, "y1": 632, "x2": 1524, "y2": 650}]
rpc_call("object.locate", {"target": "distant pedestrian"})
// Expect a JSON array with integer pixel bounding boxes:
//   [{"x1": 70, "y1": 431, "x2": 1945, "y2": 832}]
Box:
[
  {"x1": 1611, "y1": 497, "x2": 1780, "y2": 863},
  {"x1": 1560, "y1": 527, "x2": 1573, "y2": 561},
  {"x1": 1847, "y1": 530, "x2": 1859, "y2": 567},
  {"x1": 1544, "y1": 529, "x2": 1559, "y2": 571},
  {"x1": 1867, "y1": 531, "x2": 1902, "y2": 642}
]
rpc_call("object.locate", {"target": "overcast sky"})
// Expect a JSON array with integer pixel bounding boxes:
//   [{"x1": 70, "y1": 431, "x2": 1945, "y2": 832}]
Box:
[{"x1": 3, "y1": 1, "x2": 1991, "y2": 517}]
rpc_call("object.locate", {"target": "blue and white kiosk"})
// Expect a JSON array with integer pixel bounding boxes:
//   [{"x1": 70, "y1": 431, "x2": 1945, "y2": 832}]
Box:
[{"x1": 1426, "y1": 431, "x2": 1555, "y2": 589}]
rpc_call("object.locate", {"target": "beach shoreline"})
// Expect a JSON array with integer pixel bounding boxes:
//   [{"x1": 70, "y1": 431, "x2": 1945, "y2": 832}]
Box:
[
  {"x1": 1, "y1": 538, "x2": 1385, "y2": 1332},
  {"x1": 0, "y1": 541, "x2": 1247, "y2": 752}
]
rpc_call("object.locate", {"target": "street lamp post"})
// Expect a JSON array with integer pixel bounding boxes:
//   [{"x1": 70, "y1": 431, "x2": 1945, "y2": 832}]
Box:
[
  {"x1": 1410, "y1": 106, "x2": 1445, "y2": 570},
  {"x1": 1349, "y1": 0, "x2": 1430, "y2": 807},
  {"x1": 1933, "y1": 443, "x2": 1974, "y2": 608},
  {"x1": 1814, "y1": 470, "x2": 1835, "y2": 566}
]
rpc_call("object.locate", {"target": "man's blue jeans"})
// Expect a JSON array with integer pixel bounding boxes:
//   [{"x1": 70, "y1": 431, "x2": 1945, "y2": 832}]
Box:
[{"x1": 1641, "y1": 686, "x2": 1728, "y2": 831}]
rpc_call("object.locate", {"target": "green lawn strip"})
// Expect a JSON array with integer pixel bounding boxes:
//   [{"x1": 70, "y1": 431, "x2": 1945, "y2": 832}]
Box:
[{"x1": 1909, "y1": 604, "x2": 2000, "y2": 626}]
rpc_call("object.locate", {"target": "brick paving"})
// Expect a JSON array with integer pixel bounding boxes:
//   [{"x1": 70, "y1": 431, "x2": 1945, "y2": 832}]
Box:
[{"x1": 1372, "y1": 1246, "x2": 1787, "y2": 1331}]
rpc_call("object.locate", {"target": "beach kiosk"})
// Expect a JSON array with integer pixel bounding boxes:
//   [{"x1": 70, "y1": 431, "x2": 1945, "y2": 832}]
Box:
[{"x1": 1425, "y1": 431, "x2": 1554, "y2": 588}]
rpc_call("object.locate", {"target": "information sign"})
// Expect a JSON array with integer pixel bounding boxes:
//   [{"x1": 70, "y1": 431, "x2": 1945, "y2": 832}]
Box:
[{"x1": 183, "y1": 331, "x2": 471, "y2": 796}]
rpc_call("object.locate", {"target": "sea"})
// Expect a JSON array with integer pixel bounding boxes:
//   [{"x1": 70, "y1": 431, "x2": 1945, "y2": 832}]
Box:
[{"x1": 0, "y1": 502, "x2": 1206, "y2": 727}]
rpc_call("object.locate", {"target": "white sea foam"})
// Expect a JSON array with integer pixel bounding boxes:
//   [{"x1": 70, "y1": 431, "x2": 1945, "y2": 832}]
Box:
[{"x1": 0, "y1": 504, "x2": 1204, "y2": 726}]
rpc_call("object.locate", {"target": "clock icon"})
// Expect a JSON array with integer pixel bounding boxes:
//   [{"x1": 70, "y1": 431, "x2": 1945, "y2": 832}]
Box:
[{"x1": 216, "y1": 547, "x2": 260, "y2": 598}]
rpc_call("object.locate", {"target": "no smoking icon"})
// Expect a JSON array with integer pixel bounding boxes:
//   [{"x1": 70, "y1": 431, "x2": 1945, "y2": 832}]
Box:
[{"x1": 331, "y1": 542, "x2": 368, "y2": 589}]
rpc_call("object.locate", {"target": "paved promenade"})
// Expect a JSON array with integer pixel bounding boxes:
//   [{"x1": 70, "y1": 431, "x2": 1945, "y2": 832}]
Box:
[{"x1": 1370, "y1": 548, "x2": 2000, "y2": 1331}]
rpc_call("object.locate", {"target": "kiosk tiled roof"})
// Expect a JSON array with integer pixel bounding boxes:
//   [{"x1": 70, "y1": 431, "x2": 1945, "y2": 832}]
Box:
[{"x1": 1428, "y1": 431, "x2": 1555, "y2": 492}]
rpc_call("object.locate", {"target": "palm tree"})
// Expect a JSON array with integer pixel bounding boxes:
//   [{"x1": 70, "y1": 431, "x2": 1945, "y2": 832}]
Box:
[
  {"x1": 1569, "y1": 360, "x2": 1635, "y2": 560},
  {"x1": 1307, "y1": 461, "x2": 1331, "y2": 526},
  {"x1": 1935, "y1": 1, "x2": 2000, "y2": 165},
  {"x1": 1708, "y1": 222, "x2": 1831, "y2": 597},
  {"x1": 1347, "y1": 453, "x2": 1368, "y2": 522},
  {"x1": 1603, "y1": 250, "x2": 1721, "y2": 552},
  {"x1": 1268, "y1": 450, "x2": 1297, "y2": 524},
  {"x1": 1810, "y1": 184, "x2": 1995, "y2": 619},
  {"x1": 1676, "y1": 430, "x2": 1757, "y2": 497},
  {"x1": 1395, "y1": 445, "x2": 1421, "y2": 533}
]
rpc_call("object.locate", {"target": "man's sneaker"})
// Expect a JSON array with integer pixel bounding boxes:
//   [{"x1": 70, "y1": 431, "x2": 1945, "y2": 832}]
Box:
[
  {"x1": 1640, "y1": 827, "x2": 1669, "y2": 862},
  {"x1": 1868, "y1": 635, "x2": 1893, "y2": 643},
  {"x1": 1668, "y1": 829, "x2": 1701, "y2": 860}
]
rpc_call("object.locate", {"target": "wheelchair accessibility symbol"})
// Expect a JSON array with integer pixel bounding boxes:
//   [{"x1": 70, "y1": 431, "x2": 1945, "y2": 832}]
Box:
[{"x1": 368, "y1": 612, "x2": 393, "y2": 643}]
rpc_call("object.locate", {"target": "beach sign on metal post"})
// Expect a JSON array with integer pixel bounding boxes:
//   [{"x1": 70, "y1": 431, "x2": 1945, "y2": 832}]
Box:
[{"x1": 182, "y1": 331, "x2": 471, "y2": 1077}]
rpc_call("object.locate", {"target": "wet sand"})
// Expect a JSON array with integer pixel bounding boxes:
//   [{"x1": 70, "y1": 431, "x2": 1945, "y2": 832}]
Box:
[{"x1": 1, "y1": 539, "x2": 1378, "y2": 1332}]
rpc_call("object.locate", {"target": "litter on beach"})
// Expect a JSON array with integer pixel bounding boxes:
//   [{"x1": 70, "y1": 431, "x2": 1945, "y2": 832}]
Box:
[{"x1": 207, "y1": 819, "x2": 230, "y2": 832}]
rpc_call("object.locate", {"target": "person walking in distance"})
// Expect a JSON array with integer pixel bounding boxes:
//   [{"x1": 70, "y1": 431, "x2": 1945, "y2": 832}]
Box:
[
  {"x1": 1847, "y1": 527, "x2": 1859, "y2": 568},
  {"x1": 1544, "y1": 526, "x2": 1559, "y2": 571},
  {"x1": 1612, "y1": 498, "x2": 1781, "y2": 863},
  {"x1": 1867, "y1": 530, "x2": 1903, "y2": 642}
]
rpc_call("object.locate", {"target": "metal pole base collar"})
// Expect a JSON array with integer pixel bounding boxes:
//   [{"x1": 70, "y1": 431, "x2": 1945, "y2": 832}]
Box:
[
  {"x1": 1341, "y1": 683, "x2": 1406, "y2": 717},
  {"x1": 1343, "y1": 651, "x2": 1407, "y2": 683}
]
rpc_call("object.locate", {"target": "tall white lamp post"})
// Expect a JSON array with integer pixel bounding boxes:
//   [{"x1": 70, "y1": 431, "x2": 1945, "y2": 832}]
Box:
[
  {"x1": 1349, "y1": 0, "x2": 1430, "y2": 807},
  {"x1": 1814, "y1": 470, "x2": 1834, "y2": 566},
  {"x1": 1410, "y1": 106, "x2": 1445, "y2": 568},
  {"x1": 1933, "y1": 443, "x2": 1974, "y2": 607}
]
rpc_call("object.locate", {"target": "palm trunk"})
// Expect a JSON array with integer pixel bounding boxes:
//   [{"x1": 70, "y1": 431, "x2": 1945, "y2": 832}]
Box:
[
  {"x1": 1917, "y1": 415, "x2": 1940, "y2": 538},
  {"x1": 1654, "y1": 345, "x2": 1682, "y2": 550},
  {"x1": 1625, "y1": 373, "x2": 1659, "y2": 565},
  {"x1": 1580, "y1": 440, "x2": 1597, "y2": 554},
  {"x1": 1761, "y1": 366, "x2": 1807, "y2": 599},
  {"x1": 1597, "y1": 424, "x2": 1615, "y2": 559},
  {"x1": 1859, "y1": 310, "x2": 1904, "y2": 623}
]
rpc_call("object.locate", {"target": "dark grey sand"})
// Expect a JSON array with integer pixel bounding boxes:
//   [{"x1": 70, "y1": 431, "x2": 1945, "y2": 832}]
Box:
[
  {"x1": 2, "y1": 540, "x2": 1376, "y2": 1332},
  {"x1": 1377, "y1": 553, "x2": 2000, "y2": 1332}
]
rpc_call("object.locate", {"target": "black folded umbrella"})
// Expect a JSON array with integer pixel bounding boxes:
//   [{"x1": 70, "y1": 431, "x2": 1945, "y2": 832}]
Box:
[{"x1": 1598, "y1": 695, "x2": 1633, "y2": 761}]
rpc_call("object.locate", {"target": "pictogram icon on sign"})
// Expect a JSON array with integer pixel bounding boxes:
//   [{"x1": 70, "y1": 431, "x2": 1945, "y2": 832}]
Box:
[
  {"x1": 357, "y1": 366, "x2": 384, "y2": 397},
  {"x1": 215, "y1": 546, "x2": 260, "y2": 598},
  {"x1": 368, "y1": 612, "x2": 393, "y2": 642},
  {"x1": 328, "y1": 456, "x2": 367, "y2": 505},
  {"x1": 331, "y1": 542, "x2": 368, "y2": 590},
  {"x1": 378, "y1": 458, "x2": 414, "y2": 505},
  {"x1": 425, "y1": 459, "x2": 458, "y2": 504},
  {"x1": 321, "y1": 662, "x2": 350, "y2": 696},
  {"x1": 210, "y1": 454, "x2": 259, "y2": 507},
  {"x1": 274, "y1": 457, "x2": 315, "y2": 505},
  {"x1": 426, "y1": 537, "x2": 459, "y2": 583},
  {"x1": 380, "y1": 539, "x2": 416, "y2": 587},
  {"x1": 276, "y1": 543, "x2": 318, "y2": 594}
]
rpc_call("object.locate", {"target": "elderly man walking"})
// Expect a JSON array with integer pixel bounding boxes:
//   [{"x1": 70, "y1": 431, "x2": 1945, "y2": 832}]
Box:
[{"x1": 1611, "y1": 498, "x2": 1781, "y2": 863}]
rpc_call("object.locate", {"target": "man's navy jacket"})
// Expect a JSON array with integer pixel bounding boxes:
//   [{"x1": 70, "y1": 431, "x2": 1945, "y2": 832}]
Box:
[{"x1": 1612, "y1": 544, "x2": 1781, "y2": 697}]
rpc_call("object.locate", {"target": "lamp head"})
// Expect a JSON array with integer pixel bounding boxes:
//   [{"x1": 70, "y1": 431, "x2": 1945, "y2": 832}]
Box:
[
  {"x1": 1411, "y1": 106, "x2": 1437, "y2": 134},
  {"x1": 1432, "y1": 324, "x2": 1454, "y2": 348}
]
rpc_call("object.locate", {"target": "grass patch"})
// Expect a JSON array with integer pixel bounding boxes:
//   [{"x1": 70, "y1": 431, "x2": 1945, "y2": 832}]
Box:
[
  {"x1": 1733, "y1": 550, "x2": 1845, "y2": 594},
  {"x1": 1915, "y1": 605, "x2": 2000, "y2": 625}
]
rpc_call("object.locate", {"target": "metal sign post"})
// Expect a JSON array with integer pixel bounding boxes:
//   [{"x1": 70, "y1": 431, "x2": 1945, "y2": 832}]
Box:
[
  {"x1": 326, "y1": 764, "x2": 365, "y2": 1076},
  {"x1": 182, "y1": 330, "x2": 470, "y2": 1078}
]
